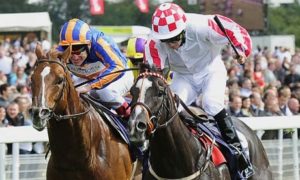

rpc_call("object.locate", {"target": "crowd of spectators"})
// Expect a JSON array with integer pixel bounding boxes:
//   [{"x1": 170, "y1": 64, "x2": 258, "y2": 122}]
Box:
[
  {"x1": 221, "y1": 45, "x2": 300, "y2": 139},
  {"x1": 0, "y1": 36, "x2": 300, "y2": 154},
  {"x1": 0, "y1": 36, "x2": 49, "y2": 154}
]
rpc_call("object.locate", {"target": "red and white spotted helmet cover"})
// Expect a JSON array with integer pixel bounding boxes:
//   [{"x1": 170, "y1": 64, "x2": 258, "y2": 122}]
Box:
[{"x1": 151, "y1": 3, "x2": 187, "y2": 40}]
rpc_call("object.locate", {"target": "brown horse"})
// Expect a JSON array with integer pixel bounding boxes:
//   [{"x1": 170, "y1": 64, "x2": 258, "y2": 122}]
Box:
[
  {"x1": 128, "y1": 65, "x2": 272, "y2": 180},
  {"x1": 30, "y1": 44, "x2": 133, "y2": 180}
]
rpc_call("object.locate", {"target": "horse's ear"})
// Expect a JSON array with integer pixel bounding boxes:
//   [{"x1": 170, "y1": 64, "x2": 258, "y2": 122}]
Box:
[
  {"x1": 35, "y1": 42, "x2": 46, "y2": 60},
  {"x1": 58, "y1": 46, "x2": 72, "y2": 63}
]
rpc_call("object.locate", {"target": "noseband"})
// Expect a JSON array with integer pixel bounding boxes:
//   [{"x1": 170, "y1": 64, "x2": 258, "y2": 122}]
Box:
[
  {"x1": 33, "y1": 59, "x2": 90, "y2": 122},
  {"x1": 131, "y1": 72, "x2": 179, "y2": 134}
]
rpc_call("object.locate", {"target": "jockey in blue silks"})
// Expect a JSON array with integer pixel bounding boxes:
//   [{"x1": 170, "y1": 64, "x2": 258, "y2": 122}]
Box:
[{"x1": 58, "y1": 18, "x2": 134, "y2": 118}]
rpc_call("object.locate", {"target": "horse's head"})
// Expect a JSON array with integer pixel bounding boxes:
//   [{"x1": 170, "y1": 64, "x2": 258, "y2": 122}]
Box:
[
  {"x1": 128, "y1": 64, "x2": 177, "y2": 146},
  {"x1": 30, "y1": 43, "x2": 72, "y2": 131}
]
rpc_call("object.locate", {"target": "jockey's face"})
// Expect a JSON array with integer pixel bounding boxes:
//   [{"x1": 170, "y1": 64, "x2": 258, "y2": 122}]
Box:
[
  {"x1": 70, "y1": 51, "x2": 88, "y2": 66},
  {"x1": 160, "y1": 32, "x2": 184, "y2": 50},
  {"x1": 69, "y1": 45, "x2": 89, "y2": 66},
  {"x1": 165, "y1": 40, "x2": 182, "y2": 50}
]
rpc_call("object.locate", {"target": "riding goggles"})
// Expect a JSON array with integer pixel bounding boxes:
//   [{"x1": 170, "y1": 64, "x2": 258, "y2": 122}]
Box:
[
  {"x1": 71, "y1": 46, "x2": 86, "y2": 55},
  {"x1": 61, "y1": 45, "x2": 87, "y2": 55},
  {"x1": 160, "y1": 33, "x2": 183, "y2": 43}
]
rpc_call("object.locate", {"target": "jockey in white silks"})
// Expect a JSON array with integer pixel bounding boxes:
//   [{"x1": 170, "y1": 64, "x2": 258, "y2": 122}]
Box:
[{"x1": 144, "y1": 2, "x2": 254, "y2": 178}]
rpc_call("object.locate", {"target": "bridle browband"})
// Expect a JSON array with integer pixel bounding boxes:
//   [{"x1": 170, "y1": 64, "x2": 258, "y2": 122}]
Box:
[{"x1": 34, "y1": 59, "x2": 90, "y2": 122}]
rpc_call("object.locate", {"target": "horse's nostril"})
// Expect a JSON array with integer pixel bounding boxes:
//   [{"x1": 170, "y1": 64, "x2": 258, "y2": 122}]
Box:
[
  {"x1": 40, "y1": 108, "x2": 51, "y2": 116},
  {"x1": 136, "y1": 121, "x2": 147, "y2": 132}
]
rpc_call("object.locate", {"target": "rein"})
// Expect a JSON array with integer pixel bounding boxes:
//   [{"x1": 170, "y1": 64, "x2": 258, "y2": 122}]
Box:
[
  {"x1": 74, "y1": 67, "x2": 139, "y2": 88},
  {"x1": 35, "y1": 59, "x2": 91, "y2": 122}
]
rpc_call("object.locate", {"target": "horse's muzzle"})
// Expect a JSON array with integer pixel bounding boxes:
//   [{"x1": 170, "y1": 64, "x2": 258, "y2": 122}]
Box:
[
  {"x1": 30, "y1": 106, "x2": 52, "y2": 131},
  {"x1": 128, "y1": 118, "x2": 148, "y2": 146}
]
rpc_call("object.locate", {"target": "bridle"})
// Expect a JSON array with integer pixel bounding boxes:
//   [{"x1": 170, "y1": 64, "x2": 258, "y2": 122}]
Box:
[
  {"x1": 32, "y1": 59, "x2": 90, "y2": 122},
  {"x1": 130, "y1": 71, "x2": 179, "y2": 134}
]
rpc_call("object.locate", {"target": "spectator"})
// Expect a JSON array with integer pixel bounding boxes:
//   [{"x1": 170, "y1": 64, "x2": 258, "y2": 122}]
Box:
[
  {"x1": 0, "y1": 47, "x2": 13, "y2": 76},
  {"x1": 253, "y1": 61, "x2": 265, "y2": 88},
  {"x1": 291, "y1": 84, "x2": 300, "y2": 102},
  {"x1": 8, "y1": 66, "x2": 28, "y2": 86},
  {"x1": 3, "y1": 37, "x2": 11, "y2": 51},
  {"x1": 263, "y1": 86, "x2": 278, "y2": 104},
  {"x1": 16, "y1": 84, "x2": 31, "y2": 100},
  {"x1": 13, "y1": 47, "x2": 29, "y2": 68},
  {"x1": 227, "y1": 95, "x2": 248, "y2": 117},
  {"x1": 288, "y1": 98, "x2": 299, "y2": 115},
  {"x1": 0, "y1": 84, "x2": 13, "y2": 107},
  {"x1": 241, "y1": 96, "x2": 252, "y2": 117},
  {"x1": 6, "y1": 102, "x2": 33, "y2": 154},
  {"x1": 227, "y1": 66, "x2": 240, "y2": 82},
  {"x1": 261, "y1": 98, "x2": 282, "y2": 140},
  {"x1": 284, "y1": 64, "x2": 300, "y2": 89},
  {"x1": 272, "y1": 57, "x2": 286, "y2": 84},
  {"x1": 227, "y1": 78, "x2": 239, "y2": 90},
  {"x1": 0, "y1": 70, "x2": 7, "y2": 85},
  {"x1": 24, "y1": 52, "x2": 37, "y2": 76},
  {"x1": 0, "y1": 105, "x2": 8, "y2": 127},
  {"x1": 240, "y1": 77, "x2": 252, "y2": 97},
  {"x1": 263, "y1": 59, "x2": 279, "y2": 87},
  {"x1": 249, "y1": 92, "x2": 265, "y2": 117},
  {"x1": 41, "y1": 37, "x2": 51, "y2": 53},
  {"x1": 14, "y1": 96, "x2": 31, "y2": 121},
  {"x1": 251, "y1": 83, "x2": 263, "y2": 95},
  {"x1": 278, "y1": 86, "x2": 293, "y2": 116}
]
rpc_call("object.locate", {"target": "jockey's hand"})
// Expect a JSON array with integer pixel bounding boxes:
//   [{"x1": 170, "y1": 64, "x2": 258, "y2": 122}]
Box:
[
  {"x1": 235, "y1": 52, "x2": 246, "y2": 65},
  {"x1": 76, "y1": 84, "x2": 91, "y2": 94}
]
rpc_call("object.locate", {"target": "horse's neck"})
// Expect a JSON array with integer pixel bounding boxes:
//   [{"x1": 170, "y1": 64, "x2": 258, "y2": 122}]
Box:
[
  {"x1": 48, "y1": 88, "x2": 95, "y2": 162},
  {"x1": 149, "y1": 101, "x2": 202, "y2": 173}
]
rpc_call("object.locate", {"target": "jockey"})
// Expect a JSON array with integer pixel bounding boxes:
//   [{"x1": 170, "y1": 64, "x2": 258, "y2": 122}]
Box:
[
  {"x1": 126, "y1": 37, "x2": 146, "y2": 80},
  {"x1": 58, "y1": 18, "x2": 134, "y2": 118},
  {"x1": 144, "y1": 2, "x2": 254, "y2": 178}
]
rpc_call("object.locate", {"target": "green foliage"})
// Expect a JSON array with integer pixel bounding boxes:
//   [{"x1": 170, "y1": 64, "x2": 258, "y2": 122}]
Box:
[
  {"x1": 0, "y1": 0, "x2": 47, "y2": 13},
  {"x1": 90, "y1": 0, "x2": 151, "y2": 26},
  {"x1": 268, "y1": 3, "x2": 300, "y2": 47}
]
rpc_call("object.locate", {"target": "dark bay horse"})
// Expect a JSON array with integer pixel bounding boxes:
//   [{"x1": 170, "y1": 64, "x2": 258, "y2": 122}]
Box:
[
  {"x1": 128, "y1": 66, "x2": 272, "y2": 179},
  {"x1": 30, "y1": 43, "x2": 133, "y2": 180}
]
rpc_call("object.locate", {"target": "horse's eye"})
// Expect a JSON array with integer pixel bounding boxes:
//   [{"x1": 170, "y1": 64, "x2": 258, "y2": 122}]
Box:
[
  {"x1": 158, "y1": 90, "x2": 165, "y2": 97},
  {"x1": 56, "y1": 77, "x2": 64, "y2": 84},
  {"x1": 158, "y1": 86, "x2": 165, "y2": 97}
]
